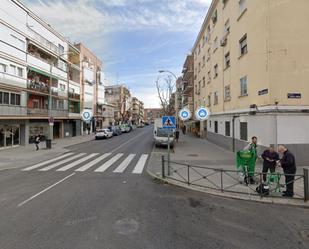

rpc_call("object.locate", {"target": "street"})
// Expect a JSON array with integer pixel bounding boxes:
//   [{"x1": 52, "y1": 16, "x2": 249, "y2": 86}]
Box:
[{"x1": 0, "y1": 126, "x2": 307, "y2": 249}]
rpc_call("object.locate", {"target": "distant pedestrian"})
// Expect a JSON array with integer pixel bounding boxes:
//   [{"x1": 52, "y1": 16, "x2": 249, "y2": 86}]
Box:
[
  {"x1": 261, "y1": 145, "x2": 279, "y2": 182},
  {"x1": 278, "y1": 145, "x2": 296, "y2": 197},
  {"x1": 182, "y1": 125, "x2": 186, "y2": 135},
  {"x1": 34, "y1": 134, "x2": 41, "y2": 151},
  {"x1": 175, "y1": 129, "x2": 180, "y2": 142}
]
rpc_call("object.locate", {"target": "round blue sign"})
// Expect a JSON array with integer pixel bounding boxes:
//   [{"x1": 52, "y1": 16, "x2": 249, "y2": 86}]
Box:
[
  {"x1": 195, "y1": 107, "x2": 210, "y2": 121},
  {"x1": 179, "y1": 108, "x2": 191, "y2": 121}
]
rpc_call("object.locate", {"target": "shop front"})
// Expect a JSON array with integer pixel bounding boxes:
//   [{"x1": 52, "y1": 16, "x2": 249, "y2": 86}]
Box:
[{"x1": 0, "y1": 124, "x2": 20, "y2": 149}]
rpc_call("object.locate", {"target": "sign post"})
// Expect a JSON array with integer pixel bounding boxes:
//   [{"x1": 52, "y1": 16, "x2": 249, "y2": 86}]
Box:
[{"x1": 162, "y1": 116, "x2": 176, "y2": 176}]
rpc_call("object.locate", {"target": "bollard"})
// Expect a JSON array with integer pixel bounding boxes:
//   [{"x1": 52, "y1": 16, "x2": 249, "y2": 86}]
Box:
[
  {"x1": 304, "y1": 168, "x2": 309, "y2": 202},
  {"x1": 162, "y1": 155, "x2": 165, "y2": 179}
]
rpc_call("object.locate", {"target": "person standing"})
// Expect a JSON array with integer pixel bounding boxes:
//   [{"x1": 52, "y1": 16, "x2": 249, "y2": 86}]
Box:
[
  {"x1": 175, "y1": 128, "x2": 180, "y2": 143},
  {"x1": 261, "y1": 145, "x2": 279, "y2": 182},
  {"x1": 182, "y1": 125, "x2": 187, "y2": 135},
  {"x1": 34, "y1": 134, "x2": 41, "y2": 151},
  {"x1": 278, "y1": 145, "x2": 296, "y2": 197}
]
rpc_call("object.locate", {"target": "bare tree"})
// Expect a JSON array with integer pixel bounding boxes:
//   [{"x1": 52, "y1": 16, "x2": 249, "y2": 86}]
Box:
[{"x1": 156, "y1": 75, "x2": 175, "y2": 116}]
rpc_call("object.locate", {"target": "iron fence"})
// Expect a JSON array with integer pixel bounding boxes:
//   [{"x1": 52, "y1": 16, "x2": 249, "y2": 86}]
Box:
[{"x1": 161, "y1": 156, "x2": 309, "y2": 202}]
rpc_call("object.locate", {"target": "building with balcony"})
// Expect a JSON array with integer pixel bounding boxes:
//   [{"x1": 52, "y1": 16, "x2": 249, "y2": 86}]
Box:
[
  {"x1": 192, "y1": 0, "x2": 309, "y2": 164},
  {"x1": 144, "y1": 108, "x2": 162, "y2": 123},
  {"x1": 102, "y1": 103, "x2": 116, "y2": 128},
  {"x1": 105, "y1": 85, "x2": 131, "y2": 124},
  {"x1": 75, "y1": 43, "x2": 103, "y2": 133},
  {"x1": 131, "y1": 97, "x2": 144, "y2": 125}
]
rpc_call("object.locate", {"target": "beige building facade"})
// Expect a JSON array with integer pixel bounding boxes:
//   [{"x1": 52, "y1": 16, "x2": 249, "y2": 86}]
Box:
[{"x1": 192, "y1": 0, "x2": 309, "y2": 164}]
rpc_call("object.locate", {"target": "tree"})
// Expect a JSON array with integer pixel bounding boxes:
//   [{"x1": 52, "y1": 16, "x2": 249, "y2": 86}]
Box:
[{"x1": 155, "y1": 75, "x2": 175, "y2": 116}]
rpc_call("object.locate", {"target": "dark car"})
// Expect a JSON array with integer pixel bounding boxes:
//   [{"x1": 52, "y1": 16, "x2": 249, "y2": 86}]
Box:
[{"x1": 108, "y1": 126, "x2": 122, "y2": 136}]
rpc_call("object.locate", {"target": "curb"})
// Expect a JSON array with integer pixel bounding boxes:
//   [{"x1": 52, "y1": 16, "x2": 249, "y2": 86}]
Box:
[{"x1": 146, "y1": 168, "x2": 309, "y2": 208}]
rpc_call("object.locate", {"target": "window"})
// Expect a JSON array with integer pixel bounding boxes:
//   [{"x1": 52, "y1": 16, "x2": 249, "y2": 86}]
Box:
[
  {"x1": 69, "y1": 87, "x2": 75, "y2": 93},
  {"x1": 60, "y1": 84, "x2": 66, "y2": 91},
  {"x1": 213, "y1": 37, "x2": 218, "y2": 51},
  {"x1": 207, "y1": 48, "x2": 211, "y2": 61},
  {"x1": 224, "y1": 19, "x2": 230, "y2": 34},
  {"x1": 240, "y1": 122, "x2": 248, "y2": 141},
  {"x1": 239, "y1": 34, "x2": 248, "y2": 55},
  {"x1": 10, "y1": 65, "x2": 16, "y2": 75},
  {"x1": 214, "y1": 64, "x2": 218, "y2": 78},
  {"x1": 207, "y1": 94, "x2": 211, "y2": 106},
  {"x1": 202, "y1": 56, "x2": 205, "y2": 66},
  {"x1": 223, "y1": 0, "x2": 229, "y2": 7},
  {"x1": 0, "y1": 91, "x2": 10, "y2": 105},
  {"x1": 0, "y1": 63, "x2": 7, "y2": 73},
  {"x1": 212, "y1": 9, "x2": 218, "y2": 25},
  {"x1": 239, "y1": 0, "x2": 247, "y2": 14},
  {"x1": 225, "y1": 121, "x2": 231, "y2": 136},
  {"x1": 224, "y1": 85, "x2": 231, "y2": 100},
  {"x1": 198, "y1": 44, "x2": 201, "y2": 55},
  {"x1": 58, "y1": 44, "x2": 65, "y2": 55},
  {"x1": 17, "y1": 67, "x2": 23, "y2": 77},
  {"x1": 33, "y1": 99, "x2": 39, "y2": 109},
  {"x1": 202, "y1": 35, "x2": 205, "y2": 46},
  {"x1": 202, "y1": 77, "x2": 206, "y2": 87},
  {"x1": 240, "y1": 76, "x2": 248, "y2": 96},
  {"x1": 209, "y1": 120, "x2": 212, "y2": 128},
  {"x1": 225, "y1": 52, "x2": 230, "y2": 68},
  {"x1": 214, "y1": 91, "x2": 219, "y2": 105},
  {"x1": 58, "y1": 100, "x2": 64, "y2": 110},
  {"x1": 207, "y1": 71, "x2": 211, "y2": 82},
  {"x1": 198, "y1": 62, "x2": 201, "y2": 72},
  {"x1": 10, "y1": 93, "x2": 21, "y2": 105},
  {"x1": 214, "y1": 121, "x2": 218, "y2": 133},
  {"x1": 52, "y1": 98, "x2": 57, "y2": 109}
]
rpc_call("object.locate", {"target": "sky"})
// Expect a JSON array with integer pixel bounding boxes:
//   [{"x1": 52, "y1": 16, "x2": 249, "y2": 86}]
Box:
[{"x1": 23, "y1": 0, "x2": 211, "y2": 108}]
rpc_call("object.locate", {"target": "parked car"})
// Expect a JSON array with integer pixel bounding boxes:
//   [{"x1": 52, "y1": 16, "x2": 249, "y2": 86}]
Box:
[
  {"x1": 137, "y1": 123, "x2": 145, "y2": 128},
  {"x1": 120, "y1": 124, "x2": 131, "y2": 133},
  {"x1": 108, "y1": 126, "x2": 122, "y2": 136},
  {"x1": 95, "y1": 129, "x2": 113, "y2": 140}
]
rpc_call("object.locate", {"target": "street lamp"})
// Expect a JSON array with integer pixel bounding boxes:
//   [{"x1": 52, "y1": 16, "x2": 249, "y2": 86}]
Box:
[{"x1": 158, "y1": 70, "x2": 178, "y2": 81}]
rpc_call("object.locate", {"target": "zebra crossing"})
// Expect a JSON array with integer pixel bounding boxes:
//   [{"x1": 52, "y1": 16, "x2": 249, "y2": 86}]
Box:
[{"x1": 22, "y1": 152, "x2": 149, "y2": 175}]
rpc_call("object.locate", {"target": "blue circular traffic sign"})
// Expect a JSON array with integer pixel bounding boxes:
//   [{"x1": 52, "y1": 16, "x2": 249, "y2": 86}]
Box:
[
  {"x1": 195, "y1": 107, "x2": 210, "y2": 121},
  {"x1": 179, "y1": 108, "x2": 191, "y2": 121}
]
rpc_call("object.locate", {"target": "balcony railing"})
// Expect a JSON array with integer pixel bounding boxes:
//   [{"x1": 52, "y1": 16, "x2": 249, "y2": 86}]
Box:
[
  {"x1": 27, "y1": 108, "x2": 68, "y2": 117},
  {"x1": 28, "y1": 28, "x2": 60, "y2": 54},
  {"x1": 68, "y1": 92, "x2": 80, "y2": 100},
  {"x1": 27, "y1": 80, "x2": 50, "y2": 94},
  {"x1": 0, "y1": 105, "x2": 27, "y2": 116}
]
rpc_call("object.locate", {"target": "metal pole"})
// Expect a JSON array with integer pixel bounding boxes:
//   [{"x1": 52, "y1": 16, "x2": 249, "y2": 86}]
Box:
[
  {"x1": 162, "y1": 155, "x2": 165, "y2": 179},
  {"x1": 167, "y1": 132, "x2": 170, "y2": 176},
  {"x1": 187, "y1": 165, "x2": 190, "y2": 185},
  {"x1": 304, "y1": 168, "x2": 309, "y2": 202},
  {"x1": 49, "y1": 62, "x2": 53, "y2": 140},
  {"x1": 220, "y1": 170, "x2": 223, "y2": 192}
]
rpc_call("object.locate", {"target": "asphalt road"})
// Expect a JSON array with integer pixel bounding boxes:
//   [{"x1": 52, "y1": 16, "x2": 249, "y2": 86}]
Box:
[{"x1": 0, "y1": 125, "x2": 308, "y2": 249}]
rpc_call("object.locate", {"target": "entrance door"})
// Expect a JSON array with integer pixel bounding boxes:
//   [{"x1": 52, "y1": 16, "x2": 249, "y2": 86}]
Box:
[
  {"x1": 53, "y1": 122, "x2": 60, "y2": 139},
  {"x1": 72, "y1": 122, "x2": 76, "y2": 137}
]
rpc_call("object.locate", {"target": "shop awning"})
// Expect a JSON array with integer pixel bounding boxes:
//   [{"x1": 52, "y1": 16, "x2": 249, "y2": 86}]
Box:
[{"x1": 28, "y1": 66, "x2": 60, "y2": 80}]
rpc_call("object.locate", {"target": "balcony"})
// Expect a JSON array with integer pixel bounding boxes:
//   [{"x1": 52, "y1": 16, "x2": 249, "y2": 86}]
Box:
[
  {"x1": 0, "y1": 105, "x2": 27, "y2": 116},
  {"x1": 27, "y1": 80, "x2": 50, "y2": 94},
  {"x1": 27, "y1": 108, "x2": 68, "y2": 117},
  {"x1": 27, "y1": 54, "x2": 51, "y2": 73},
  {"x1": 68, "y1": 92, "x2": 80, "y2": 101},
  {"x1": 28, "y1": 28, "x2": 59, "y2": 54}
]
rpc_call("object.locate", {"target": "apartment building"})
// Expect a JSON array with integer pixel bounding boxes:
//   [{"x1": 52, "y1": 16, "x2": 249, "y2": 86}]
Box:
[
  {"x1": 181, "y1": 54, "x2": 194, "y2": 115},
  {"x1": 192, "y1": 0, "x2": 309, "y2": 164},
  {"x1": 105, "y1": 85, "x2": 131, "y2": 124},
  {"x1": 131, "y1": 97, "x2": 144, "y2": 125},
  {"x1": 75, "y1": 43, "x2": 104, "y2": 132},
  {"x1": 144, "y1": 108, "x2": 162, "y2": 123},
  {"x1": 102, "y1": 103, "x2": 116, "y2": 128},
  {"x1": 0, "y1": 0, "x2": 105, "y2": 148}
]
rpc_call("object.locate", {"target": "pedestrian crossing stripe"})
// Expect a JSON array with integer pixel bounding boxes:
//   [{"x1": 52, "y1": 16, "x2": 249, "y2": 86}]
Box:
[{"x1": 21, "y1": 152, "x2": 149, "y2": 174}]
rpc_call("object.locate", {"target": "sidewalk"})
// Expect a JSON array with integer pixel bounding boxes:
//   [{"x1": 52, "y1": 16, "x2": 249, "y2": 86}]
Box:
[
  {"x1": 0, "y1": 134, "x2": 95, "y2": 170},
  {"x1": 147, "y1": 134, "x2": 309, "y2": 206}
]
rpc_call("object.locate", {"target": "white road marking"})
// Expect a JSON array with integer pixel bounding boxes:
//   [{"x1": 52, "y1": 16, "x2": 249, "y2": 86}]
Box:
[
  {"x1": 22, "y1": 153, "x2": 74, "y2": 171},
  {"x1": 39, "y1": 153, "x2": 86, "y2": 171},
  {"x1": 94, "y1": 153, "x2": 124, "y2": 172},
  {"x1": 17, "y1": 173, "x2": 76, "y2": 207},
  {"x1": 132, "y1": 154, "x2": 148, "y2": 174},
  {"x1": 75, "y1": 153, "x2": 111, "y2": 172},
  {"x1": 113, "y1": 154, "x2": 136, "y2": 173},
  {"x1": 56, "y1": 153, "x2": 99, "y2": 172}
]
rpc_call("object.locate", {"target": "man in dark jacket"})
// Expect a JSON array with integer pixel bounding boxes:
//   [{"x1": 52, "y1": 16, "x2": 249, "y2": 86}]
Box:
[
  {"x1": 278, "y1": 145, "x2": 296, "y2": 197},
  {"x1": 261, "y1": 145, "x2": 279, "y2": 182}
]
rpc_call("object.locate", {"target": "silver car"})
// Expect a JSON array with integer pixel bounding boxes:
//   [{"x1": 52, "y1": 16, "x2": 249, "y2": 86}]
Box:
[{"x1": 95, "y1": 129, "x2": 113, "y2": 140}]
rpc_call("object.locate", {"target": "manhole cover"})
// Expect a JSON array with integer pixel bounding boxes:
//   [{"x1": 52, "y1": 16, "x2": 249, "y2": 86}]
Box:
[
  {"x1": 114, "y1": 218, "x2": 139, "y2": 235},
  {"x1": 187, "y1": 154, "x2": 199, "y2": 157}
]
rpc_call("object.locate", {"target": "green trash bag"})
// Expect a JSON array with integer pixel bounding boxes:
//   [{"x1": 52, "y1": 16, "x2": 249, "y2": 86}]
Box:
[{"x1": 236, "y1": 149, "x2": 257, "y2": 177}]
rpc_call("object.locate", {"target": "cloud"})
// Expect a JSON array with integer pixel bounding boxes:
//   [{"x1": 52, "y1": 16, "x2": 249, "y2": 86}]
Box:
[{"x1": 24, "y1": 0, "x2": 211, "y2": 40}]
